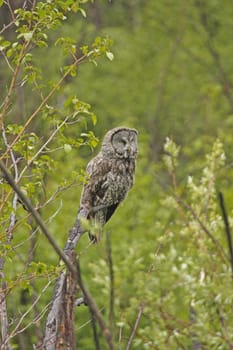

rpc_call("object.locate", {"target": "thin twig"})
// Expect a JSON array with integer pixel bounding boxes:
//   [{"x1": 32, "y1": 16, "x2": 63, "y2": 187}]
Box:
[
  {"x1": 0, "y1": 41, "x2": 30, "y2": 129},
  {"x1": 176, "y1": 196, "x2": 229, "y2": 263},
  {"x1": 0, "y1": 19, "x2": 17, "y2": 35},
  {"x1": 218, "y1": 191, "x2": 233, "y2": 278},
  {"x1": 125, "y1": 303, "x2": 144, "y2": 350},
  {"x1": 0, "y1": 51, "x2": 91, "y2": 161},
  {"x1": 118, "y1": 324, "x2": 123, "y2": 350},
  {"x1": 0, "y1": 115, "x2": 70, "y2": 211},
  {"x1": 0, "y1": 50, "x2": 14, "y2": 72},
  {"x1": 190, "y1": 302, "x2": 201, "y2": 350},
  {"x1": 106, "y1": 231, "x2": 115, "y2": 335},
  {"x1": 2, "y1": 126, "x2": 18, "y2": 239},
  {"x1": 18, "y1": 116, "x2": 69, "y2": 182},
  {"x1": 6, "y1": 0, "x2": 15, "y2": 21},
  {"x1": 90, "y1": 312, "x2": 101, "y2": 350},
  {"x1": 6, "y1": 281, "x2": 52, "y2": 341}
]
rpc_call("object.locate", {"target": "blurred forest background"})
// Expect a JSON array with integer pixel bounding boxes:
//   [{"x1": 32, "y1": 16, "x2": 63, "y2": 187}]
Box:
[{"x1": 0, "y1": 0, "x2": 233, "y2": 349}]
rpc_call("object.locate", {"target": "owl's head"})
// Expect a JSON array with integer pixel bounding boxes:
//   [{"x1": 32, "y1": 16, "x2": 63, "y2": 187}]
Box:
[{"x1": 101, "y1": 127, "x2": 138, "y2": 159}]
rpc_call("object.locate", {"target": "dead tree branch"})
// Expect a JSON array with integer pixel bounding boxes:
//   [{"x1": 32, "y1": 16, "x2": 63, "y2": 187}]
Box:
[
  {"x1": 106, "y1": 232, "x2": 115, "y2": 335},
  {"x1": 125, "y1": 303, "x2": 144, "y2": 350},
  {"x1": 76, "y1": 260, "x2": 115, "y2": 350},
  {"x1": 218, "y1": 191, "x2": 233, "y2": 278},
  {"x1": 89, "y1": 309, "x2": 101, "y2": 350}
]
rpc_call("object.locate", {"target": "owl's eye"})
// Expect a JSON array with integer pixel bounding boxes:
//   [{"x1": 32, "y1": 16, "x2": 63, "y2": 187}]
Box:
[
  {"x1": 129, "y1": 138, "x2": 134, "y2": 144},
  {"x1": 121, "y1": 138, "x2": 127, "y2": 146}
]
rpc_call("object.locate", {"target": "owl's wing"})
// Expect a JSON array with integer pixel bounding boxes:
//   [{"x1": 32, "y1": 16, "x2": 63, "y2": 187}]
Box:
[
  {"x1": 105, "y1": 203, "x2": 119, "y2": 222},
  {"x1": 78, "y1": 156, "x2": 120, "y2": 242},
  {"x1": 79, "y1": 156, "x2": 119, "y2": 223}
]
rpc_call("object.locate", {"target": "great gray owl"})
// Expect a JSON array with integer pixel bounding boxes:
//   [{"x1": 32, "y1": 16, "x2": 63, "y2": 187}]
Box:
[{"x1": 78, "y1": 126, "x2": 138, "y2": 242}]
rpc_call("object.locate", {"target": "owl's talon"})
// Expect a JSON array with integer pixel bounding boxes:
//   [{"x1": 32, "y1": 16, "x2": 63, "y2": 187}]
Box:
[{"x1": 88, "y1": 232, "x2": 98, "y2": 243}]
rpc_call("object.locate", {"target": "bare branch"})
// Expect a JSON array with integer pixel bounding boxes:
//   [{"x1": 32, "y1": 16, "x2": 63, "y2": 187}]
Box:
[
  {"x1": 0, "y1": 41, "x2": 30, "y2": 129},
  {"x1": 0, "y1": 19, "x2": 16, "y2": 35},
  {"x1": 42, "y1": 222, "x2": 84, "y2": 348},
  {"x1": 42, "y1": 271, "x2": 67, "y2": 349},
  {"x1": 190, "y1": 302, "x2": 201, "y2": 350},
  {"x1": 76, "y1": 260, "x2": 115, "y2": 350},
  {"x1": 7, "y1": 281, "x2": 52, "y2": 341},
  {"x1": 6, "y1": 0, "x2": 15, "y2": 21},
  {"x1": 2, "y1": 126, "x2": 18, "y2": 239},
  {"x1": 90, "y1": 312, "x2": 101, "y2": 350},
  {"x1": 125, "y1": 303, "x2": 144, "y2": 350},
  {"x1": 0, "y1": 50, "x2": 14, "y2": 72},
  {"x1": 218, "y1": 191, "x2": 233, "y2": 278},
  {"x1": 106, "y1": 232, "x2": 114, "y2": 335}
]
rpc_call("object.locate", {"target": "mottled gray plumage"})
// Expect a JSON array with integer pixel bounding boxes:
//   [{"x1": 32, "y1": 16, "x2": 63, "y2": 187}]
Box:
[{"x1": 78, "y1": 127, "x2": 138, "y2": 242}]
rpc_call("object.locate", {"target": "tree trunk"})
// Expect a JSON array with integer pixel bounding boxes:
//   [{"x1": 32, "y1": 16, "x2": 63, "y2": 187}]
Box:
[{"x1": 41, "y1": 225, "x2": 82, "y2": 350}]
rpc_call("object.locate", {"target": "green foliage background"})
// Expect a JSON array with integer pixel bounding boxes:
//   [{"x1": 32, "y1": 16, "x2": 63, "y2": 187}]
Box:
[{"x1": 0, "y1": 0, "x2": 233, "y2": 349}]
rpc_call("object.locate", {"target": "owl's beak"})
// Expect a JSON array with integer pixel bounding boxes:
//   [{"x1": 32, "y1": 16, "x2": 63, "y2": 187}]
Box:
[{"x1": 124, "y1": 146, "x2": 132, "y2": 158}]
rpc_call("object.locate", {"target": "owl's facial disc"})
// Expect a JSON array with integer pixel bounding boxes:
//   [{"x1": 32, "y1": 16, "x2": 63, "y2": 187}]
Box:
[{"x1": 111, "y1": 130, "x2": 138, "y2": 159}]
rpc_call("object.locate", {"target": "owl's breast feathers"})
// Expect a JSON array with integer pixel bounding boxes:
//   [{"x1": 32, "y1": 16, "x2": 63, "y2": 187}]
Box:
[{"x1": 80, "y1": 155, "x2": 136, "y2": 222}]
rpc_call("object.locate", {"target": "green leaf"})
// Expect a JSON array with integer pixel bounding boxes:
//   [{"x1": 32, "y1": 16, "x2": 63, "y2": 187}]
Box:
[
  {"x1": 18, "y1": 32, "x2": 33, "y2": 42},
  {"x1": 91, "y1": 113, "x2": 97, "y2": 126},
  {"x1": 64, "y1": 144, "x2": 72, "y2": 153},
  {"x1": 79, "y1": 8, "x2": 87, "y2": 18},
  {"x1": 106, "y1": 51, "x2": 114, "y2": 61},
  {"x1": 71, "y1": 3, "x2": 79, "y2": 13},
  {"x1": 0, "y1": 40, "x2": 11, "y2": 51}
]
